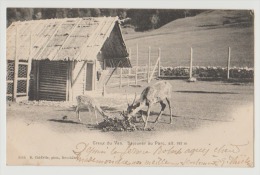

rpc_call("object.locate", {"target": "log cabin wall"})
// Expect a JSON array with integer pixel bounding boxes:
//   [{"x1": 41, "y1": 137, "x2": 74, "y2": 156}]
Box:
[{"x1": 29, "y1": 60, "x2": 68, "y2": 101}]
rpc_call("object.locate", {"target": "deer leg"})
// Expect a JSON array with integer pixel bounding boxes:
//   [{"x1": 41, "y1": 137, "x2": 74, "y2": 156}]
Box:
[
  {"x1": 144, "y1": 105, "x2": 151, "y2": 129},
  {"x1": 154, "y1": 101, "x2": 166, "y2": 123},
  {"x1": 94, "y1": 108, "x2": 99, "y2": 125},
  {"x1": 141, "y1": 110, "x2": 145, "y2": 123},
  {"x1": 76, "y1": 106, "x2": 81, "y2": 122},
  {"x1": 166, "y1": 98, "x2": 173, "y2": 124}
]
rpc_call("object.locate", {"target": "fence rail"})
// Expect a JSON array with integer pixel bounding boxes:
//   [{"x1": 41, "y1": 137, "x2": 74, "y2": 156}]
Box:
[
  {"x1": 106, "y1": 66, "x2": 159, "y2": 88},
  {"x1": 104, "y1": 46, "x2": 161, "y2": 89},
  {"x1": 103, "y1": 45, "x2": 253, "y2": 94}
]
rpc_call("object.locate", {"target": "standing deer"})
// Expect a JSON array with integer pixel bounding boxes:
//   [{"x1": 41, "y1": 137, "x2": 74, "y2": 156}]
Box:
[
  {"x1": 125, "y1": 81, "x2": 173, "y2": 129},
  {"x1": 75, "y1": 95, "x2": 109, "y2": 125}
]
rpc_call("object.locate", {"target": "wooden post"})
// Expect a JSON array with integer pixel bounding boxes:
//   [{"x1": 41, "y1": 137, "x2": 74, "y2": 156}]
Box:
[
  {"x1": 136, "y1": 44, "x2": 139, "y2": 67},
  {"x1": 120, "y1": 68, "x2": 122, "y2": 88},
  {"x1": 127, "y1": 69, "x2": 130, "y2": 86},
  {"x1": 102, "y1": 83, "x2": 106, "y2": 97},
  {"x1": 82, "y1": 60, "x2": 85, "y2": 94},
  {"x1": 93, "y1": 60, "x2": 97, "y2": 91},
  {"x1": 227, "y1": 47, "x2": 231, "y2": 79},
  {"x1": 129, "y1": 48, "x2": 131, "y2": 60},
  {"x1": 147, "y1": 46, "x2": 151, "y2": 83},
  {"x1": 31, "y1": 61, "x2": 37, "y2": 100},
  {"x1": 146, "y1": 64, "x2": 148, "y2": 83},
  {"x1": 189, "y1": 47, "x2": 193, "y2": 78},
  {"x1": 158, "y1": 48, "x2": 161, "y2": 77},
  {"x1": 103, "y1": 59, "x2": 106, "y2": 70},
  {"x1": 135, "y1": 67, "x2": 138, "y2": 85},
  {"x1": 71, "y1": 61, "x2": 74, "y2": 100},
  {"x1": 66, "y1": 62, "x2": 69, "y2": 101},
  {"x1": 13, "y1": 25, "x2": 19, "y2": 101},
  {"x1": 128, "y1": 49, "x2": 131, "y2": 86},
  {"x1": 67, "y1": 62, "x2": 72, "y2": 101},
  {"x1": 36, "y1": 61, "x2": 40, "y2": 100},
  {"x1": 26, "y1": 31, "x2": 32, "y2": 100}
]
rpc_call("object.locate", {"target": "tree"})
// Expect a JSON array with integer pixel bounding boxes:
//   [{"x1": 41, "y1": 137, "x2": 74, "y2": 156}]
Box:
[
  {"x1": 6, "y1": 8, "x2": 205, "y2": 30},
  {"x1": 117, "y1": 9, "x2": 127, "y2": 19},
  {"x1": 91, "y1": 9, "x2": 101, "y2": 17},
  {"x1": 78, "y1": 9, "x2": 92, "y2": 17},
  {"x1": 7, "y1": 8, "x2": 34, "y2": 26}
]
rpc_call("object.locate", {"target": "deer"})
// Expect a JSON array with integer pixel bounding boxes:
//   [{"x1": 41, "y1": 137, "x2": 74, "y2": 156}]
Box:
[
  {"x1": 75, "y1": 95, "x2": 109, "y2": 125},
  {"x1": 124, "y1": 81, "x2": 173, "y2": 129}
]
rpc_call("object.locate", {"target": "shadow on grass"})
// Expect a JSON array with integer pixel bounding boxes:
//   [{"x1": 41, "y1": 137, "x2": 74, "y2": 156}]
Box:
[
  {"x1": 56, "y1": 106, "x2": 119, "y2": 113},
  {"x1": 101, "y1": 106, "x2": 119, "y2": 112},
  {"x1": 56, "y1": 108, "x2": 76, "y2": 112},
  {"x1": 48, "y1": 119, "x2": 82, "y2": 124},
  {"x1": 175, "y1": 90, "x2": 238, "y2": 94}
]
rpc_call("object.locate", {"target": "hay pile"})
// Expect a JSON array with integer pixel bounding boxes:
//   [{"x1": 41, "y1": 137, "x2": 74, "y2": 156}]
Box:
[
  {"x1": 96, "y1": 117, "x2": 155, "y2": 132},
  {"x1": 96, "y1": 117, "x2": 135, "y2": 132}
]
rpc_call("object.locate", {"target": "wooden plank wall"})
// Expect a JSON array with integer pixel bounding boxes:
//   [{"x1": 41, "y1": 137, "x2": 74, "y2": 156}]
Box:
[{"x1": 72, "y1": 61, "x2": 86, "y2": 101}]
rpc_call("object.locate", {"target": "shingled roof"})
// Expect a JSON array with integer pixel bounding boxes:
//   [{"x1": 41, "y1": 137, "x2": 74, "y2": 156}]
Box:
[{"x1": 7, "y1": 16, "x2": 129, "y2": 64}]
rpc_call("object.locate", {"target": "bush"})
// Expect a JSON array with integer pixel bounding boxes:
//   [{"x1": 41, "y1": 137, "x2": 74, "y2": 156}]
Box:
[{"x1": 160, "y1": 66, "x2": 254, "y2": 79}]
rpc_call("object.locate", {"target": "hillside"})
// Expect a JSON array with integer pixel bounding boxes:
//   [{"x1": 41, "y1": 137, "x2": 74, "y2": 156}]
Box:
[{"x1": 122, "y1": 10, "x2": 254, "y2": 68}]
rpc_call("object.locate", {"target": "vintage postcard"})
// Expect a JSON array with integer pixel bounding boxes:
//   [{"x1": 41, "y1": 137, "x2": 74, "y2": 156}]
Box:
[{"x1": 3, "y1": 5, "x2": 256, "y2": 169}]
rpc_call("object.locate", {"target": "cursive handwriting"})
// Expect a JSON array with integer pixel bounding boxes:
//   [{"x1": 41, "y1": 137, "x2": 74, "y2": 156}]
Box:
[
  {"x1": 73, "y1": 142, "x2": 106, "y2": 159},
  {"x1": 111, "y1": 144, "x2": 150, "y2": 159},
  {"x1": 72, "y1": 141, "x2": 253, "y2": 167}
]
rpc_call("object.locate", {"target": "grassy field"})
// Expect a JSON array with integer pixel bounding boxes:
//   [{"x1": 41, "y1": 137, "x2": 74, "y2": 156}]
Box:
[{"x1": 122, "y1": 10, "x2": 254, "y2": 68}]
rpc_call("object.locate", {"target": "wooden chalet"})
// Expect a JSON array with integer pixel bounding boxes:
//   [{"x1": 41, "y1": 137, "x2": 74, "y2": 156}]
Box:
[{"x1": 6, "y1": 17, "x2": 131, "y2": 101}]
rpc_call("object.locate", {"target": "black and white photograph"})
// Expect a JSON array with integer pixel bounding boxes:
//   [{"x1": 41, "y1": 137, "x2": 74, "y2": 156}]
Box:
[{"x1": 0, "y1": 0, "x2": 259, "y2": 174}]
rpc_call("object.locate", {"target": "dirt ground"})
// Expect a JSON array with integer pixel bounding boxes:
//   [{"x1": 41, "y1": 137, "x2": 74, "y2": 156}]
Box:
[
  {"x1": 6, "y1": 79, "x2": 254, "y2": 166},
  {"x1": 7, "y1": 79, "x2": 254, "y2": 138}
]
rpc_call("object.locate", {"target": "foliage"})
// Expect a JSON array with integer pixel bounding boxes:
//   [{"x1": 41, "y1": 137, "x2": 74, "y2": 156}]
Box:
[
  {"x1": 160, "y1": 66, "x2": 254, "y2": 79},
  {"x1": 7, "y1": 8, "x2": 205, "y2": 31},
  {"x1": 96, "y1": 117, "x2": 135, "y2": 132}
]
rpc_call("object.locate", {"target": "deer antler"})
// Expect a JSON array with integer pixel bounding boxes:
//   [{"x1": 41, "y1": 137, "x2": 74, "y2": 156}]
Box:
[
  {"x1": 125, "y1": 90, "x2": 130, "y2": 107},
  {"x1": 125, "y1": 91, "x2": 137, "y2": 107},
  {"x1": 132, "y1": 93, "x2": 137, "y2": 106}
]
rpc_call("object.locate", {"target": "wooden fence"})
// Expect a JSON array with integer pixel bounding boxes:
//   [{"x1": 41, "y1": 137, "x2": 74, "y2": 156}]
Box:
[
  {"x1": 106, "y1": 65, "x2": 159, "y2": 88},
  {"x1": 159, "y1": 47, "x2": 234, "y2": 80},
  {"x1": 105, "y1": 46, "x2": 161, "y2": 88},
  {"x1": 104, "y1": 46, "x2": 237, "y2": 90}
]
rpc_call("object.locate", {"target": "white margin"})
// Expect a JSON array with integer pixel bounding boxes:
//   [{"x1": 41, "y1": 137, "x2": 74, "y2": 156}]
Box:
[{"x1": 0, "y1": 0, "x2": 259, "y2": 175}]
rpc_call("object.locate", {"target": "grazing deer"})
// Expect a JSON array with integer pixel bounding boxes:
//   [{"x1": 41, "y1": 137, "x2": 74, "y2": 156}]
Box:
[
  {"x1": 75, "y1": 95, "x2": 109, "y2": 125},
  {"x1": 125, "y1": 81, "x2": 173, "y2": 129}
]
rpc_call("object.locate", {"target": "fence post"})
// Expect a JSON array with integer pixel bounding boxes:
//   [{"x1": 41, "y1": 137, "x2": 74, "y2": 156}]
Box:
[
  {"x1": 189, "y1": 47, "x2": 193, "y2": 78},
  {"x1": 135, "y1": 67, "x2": 138, "y2": 85},
  {"x1": 146, "y1": 64, "x2": 148, "y2": 83},
  {"x1": 120, "y1": 68, "x2": 122, "y2": 88},
  {"x1": 127, "y1": 68, "x2": 130, "y2": 86},
  {"x1": 158, "y1": 48, "x2": 161, "y2": 77},
  {"x1": 128, "y1": 48, "x2": 131, "y2": 86},
  {"x1": 136, "y1": 43, "x2": 139, "y2": 67},
  {"x1": 147, "y1": 46, "x2": 151, "y2": 83},
  {"x1": 227, "y1": 47, "x2": 231, "y2": 79}
]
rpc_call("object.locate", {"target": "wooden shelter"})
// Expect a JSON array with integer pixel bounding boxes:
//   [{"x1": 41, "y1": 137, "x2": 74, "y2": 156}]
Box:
[{"x1": 6, "y1": 17, "x2": 131, "y2": 101}]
